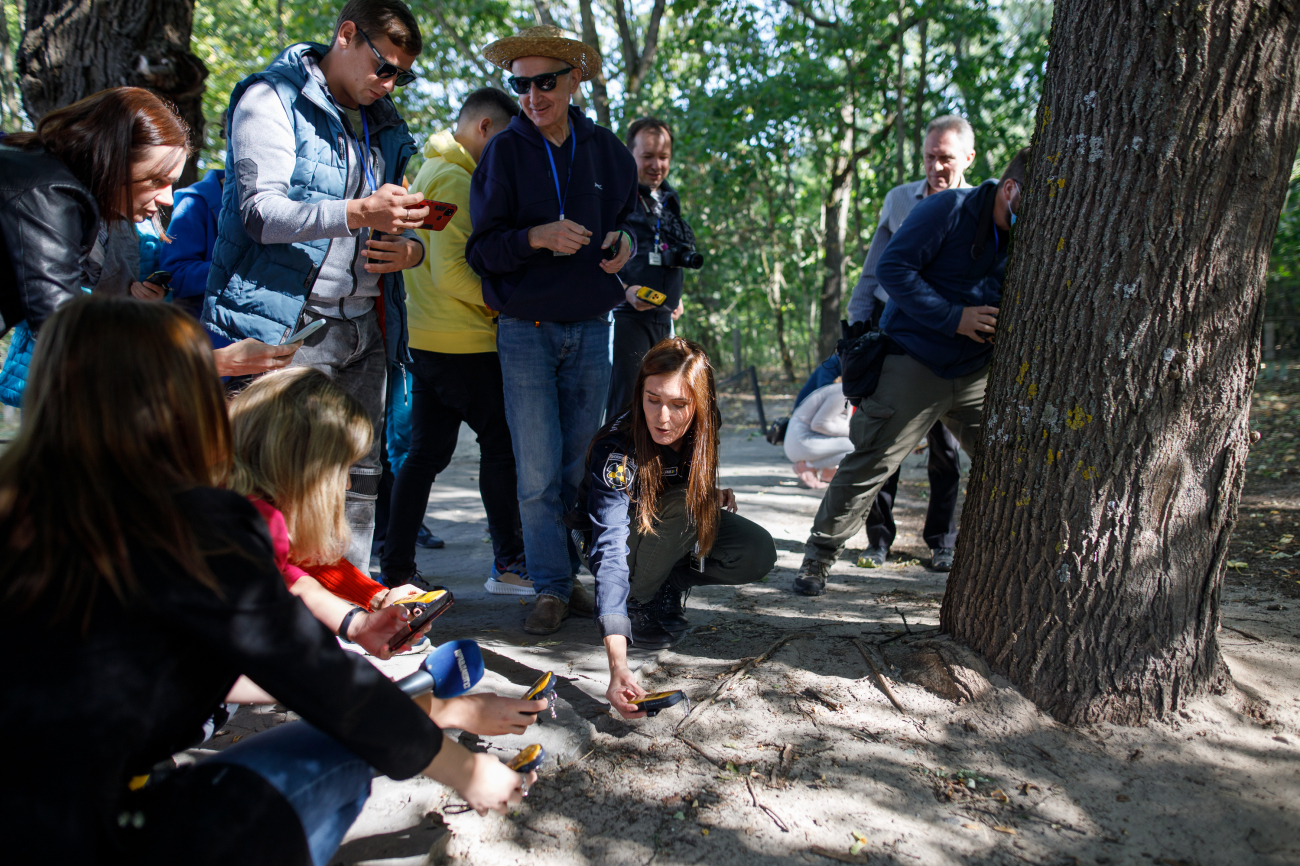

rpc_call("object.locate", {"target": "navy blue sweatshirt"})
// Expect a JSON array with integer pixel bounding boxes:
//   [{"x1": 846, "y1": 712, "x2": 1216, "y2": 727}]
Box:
[
  {"x1": 877, "y1": 179, "x2": 1008, "y2": 378},
  {"x1": 466, "y1": 106, "x2": 638, "y2": 322}
]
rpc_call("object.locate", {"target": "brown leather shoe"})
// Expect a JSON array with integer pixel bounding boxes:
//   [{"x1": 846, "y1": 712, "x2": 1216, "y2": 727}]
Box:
[
  {"x1": 568, "y1": 578, "x2": 595, "y2": 616},
  {"x1": 524, "y1": 594, "x2": 569, "y2": 635}
]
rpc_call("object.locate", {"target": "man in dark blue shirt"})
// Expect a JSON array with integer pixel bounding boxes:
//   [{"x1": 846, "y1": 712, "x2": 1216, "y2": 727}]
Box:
[
  {"x1": 793, "y1": 148, "x2": 1028, "y2": 596},
  {"x1": 469, "y1": 26, "x2": 638, "y2": 634}
]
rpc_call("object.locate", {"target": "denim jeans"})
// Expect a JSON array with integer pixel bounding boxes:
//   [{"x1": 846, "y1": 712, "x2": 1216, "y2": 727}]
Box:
[
  {"x1": 206, "y1": 721, "x2": 373, "y2": 866},
  {"x1": 496, "y1": 315, "x2": 612, "y2": 600},
  {"x1": 290, "y1": 309, "x2": 387, "y2": 571},
  {"x1": 383, "y1": 349, "x2": 524, "y2": 581}
]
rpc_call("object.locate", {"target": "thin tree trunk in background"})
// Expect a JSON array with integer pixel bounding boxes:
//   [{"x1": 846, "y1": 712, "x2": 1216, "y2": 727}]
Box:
[
  {"x1": 18, "y1": 0, "x2": 207, "y2": 186},
  {"x1": 578, "y1": 0, "x2": 611, "y2": 129},
  {"x1": 894, "y1": 1, "x2": 906, "y2": 186},
  {"x1": 276, "y1": 0, "x2": 285, "y2": 48},
  {"x1": 910, "y1": 19, "x2": 926, "y2": 179},
  {"x1": 0, "y1": 0, "x2": 25, "y2": 131},
  {"x1": 942, "y1": 0, "x2": 1300, "y2": 725},
  {"x1": 818, "y1": 116, "x2": 854, "y2": 359},
  {"x1": 762, "y1": 252, "x2": 797, "y2": 383}
]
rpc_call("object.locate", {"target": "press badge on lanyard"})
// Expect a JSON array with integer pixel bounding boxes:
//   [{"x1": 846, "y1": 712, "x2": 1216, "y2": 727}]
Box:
[
  {"x1": 546, "y1": 134, "x2": 577, "y2": 256},
  {"x1": 645, "y1": 194, "x2": 663, "y2": 266}
]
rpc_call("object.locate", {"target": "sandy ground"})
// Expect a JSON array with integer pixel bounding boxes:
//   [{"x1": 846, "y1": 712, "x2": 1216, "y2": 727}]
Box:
[{"x1": 202, "y1": 393, "x2": 1300, "y2": 866}]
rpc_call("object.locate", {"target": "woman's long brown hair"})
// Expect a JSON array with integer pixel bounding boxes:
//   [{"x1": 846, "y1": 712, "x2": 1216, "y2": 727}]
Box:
[
  {"x1": 623, "y1": 338, "x2": 723, "y2": 554},
  {"x1": 0, "y1": 296, "x2": 233, "y2": 626},
  {"x1": 6, "y1": 86, "x2": 191, "y2": 223}
]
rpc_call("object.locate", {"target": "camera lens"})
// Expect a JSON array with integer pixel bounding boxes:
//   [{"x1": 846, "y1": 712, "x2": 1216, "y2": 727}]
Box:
[{"x1": 682, "y1": 251, "x2": 704, "y2": 269}]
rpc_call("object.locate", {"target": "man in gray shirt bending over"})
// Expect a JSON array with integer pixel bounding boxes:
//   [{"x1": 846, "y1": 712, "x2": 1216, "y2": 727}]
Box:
[
  {"x1": 846, "y1": 115, "x2": 977, "y2": 573},
  {"x1": 204, "y1": 0, "x2": 430, "y2": 571}
]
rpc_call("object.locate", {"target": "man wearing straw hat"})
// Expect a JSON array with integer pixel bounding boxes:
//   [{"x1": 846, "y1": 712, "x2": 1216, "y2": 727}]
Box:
[{"x1": 467, "y1": 25, "x2": 638, "y2": 635}]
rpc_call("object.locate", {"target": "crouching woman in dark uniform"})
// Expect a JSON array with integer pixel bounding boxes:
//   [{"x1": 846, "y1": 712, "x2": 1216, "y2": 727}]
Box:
[{"x1": 571, "y1": 337, "x2": 777, "y2": 719}]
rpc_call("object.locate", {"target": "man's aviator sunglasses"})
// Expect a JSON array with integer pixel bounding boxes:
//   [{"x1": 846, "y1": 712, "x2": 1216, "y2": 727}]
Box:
[
  {"x1": 357, "y1": 29, "x2": 416, "y2": 87},
  {"x1": 507, "y1": 67, "x2": 575, "y2": 95}
]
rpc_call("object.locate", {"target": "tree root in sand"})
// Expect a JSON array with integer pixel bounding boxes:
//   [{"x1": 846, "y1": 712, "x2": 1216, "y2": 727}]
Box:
[{"x1": 677, "y1": 631, "x2": 811, "y2": 733}]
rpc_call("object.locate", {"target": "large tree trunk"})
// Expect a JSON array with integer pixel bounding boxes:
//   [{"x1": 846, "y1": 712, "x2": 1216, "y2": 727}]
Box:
[
  {"x1": 762, "y1": 253, "x2": 798, "y2": 383},
  {"x1": 19, "y1": 0, "x2": 207, "y2": 186},
  {"x1": 942, "y1": 0, "x2": 1300, "y2": 725}
]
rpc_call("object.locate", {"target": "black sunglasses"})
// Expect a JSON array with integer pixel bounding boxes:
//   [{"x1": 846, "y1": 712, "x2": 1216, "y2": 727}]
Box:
[
  {"x1": 357, "y1": 29, "x2": 416, "y2": 87},
  {"x1": 506, "y1": 67, "x2": 575, "y2": 95}
]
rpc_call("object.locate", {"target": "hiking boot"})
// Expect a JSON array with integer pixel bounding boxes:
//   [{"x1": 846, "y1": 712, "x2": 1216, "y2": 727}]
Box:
[
  {"x1": 524, "y1": 594, "x2": 569, "y2": 635},
  {"x1": 793, "y1": 557, "x2": 832, "y2": 596},
  {"x1": 930, "y1": 548, "x2": 955, "y2": 572},
  {"x1": 484, "y1": 554, "x2": 535, "y2": 596},
  {"x1": 857, "y1": 544, "x2": 889, "y2": 568},
  {"x1": 415, "y1": 524, "x2": 445, "y2": 549},
  {"x1": 568, "y1": 578, "x2": 595, "y2": 616},
  {"x1": 655, "y1": 580, "x2": 691, "y2": 633},
  {"x1": 628, "y1": 595, "x2": 675, "y2": 649}
]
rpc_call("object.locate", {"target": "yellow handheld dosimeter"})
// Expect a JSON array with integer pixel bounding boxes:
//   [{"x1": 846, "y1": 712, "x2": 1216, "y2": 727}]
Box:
[
  {"x1": 630, "y1": 690, "x2": 690, "y2": 718},
  {"x1": 507, "y1": 744, "x2": 546, "y2": 773},
  {"x1": 635, "y1": 286, "x2": 668, "y2": 307},
  {"x1": 523, "y1": 671, "x2": 558, "y2": 721}
]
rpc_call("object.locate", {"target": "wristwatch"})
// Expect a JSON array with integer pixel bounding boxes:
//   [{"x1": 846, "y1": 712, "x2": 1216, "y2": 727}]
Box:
[{"x1": 337, "y1": 606, "x2": 364, "y2": 643}]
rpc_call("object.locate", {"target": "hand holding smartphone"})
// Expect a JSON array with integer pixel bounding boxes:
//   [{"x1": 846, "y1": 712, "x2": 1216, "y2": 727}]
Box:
[{"x1": 282, "y1": 318, "x2": 326, "y2": 345}]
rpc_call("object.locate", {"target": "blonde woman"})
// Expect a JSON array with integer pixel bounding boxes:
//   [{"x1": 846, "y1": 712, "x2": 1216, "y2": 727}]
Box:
[
  {"x1": 228, "y1": 367, "x2": 425, "y2": 659},
  {"x1": 228, "y1": 367, "x2": 547, "y2": 735}
]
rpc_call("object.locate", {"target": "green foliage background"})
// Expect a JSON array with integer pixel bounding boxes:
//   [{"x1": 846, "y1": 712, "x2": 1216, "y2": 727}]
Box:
[{"x1": 2, "y1": 0, "x2": 1296, "y2": 377}]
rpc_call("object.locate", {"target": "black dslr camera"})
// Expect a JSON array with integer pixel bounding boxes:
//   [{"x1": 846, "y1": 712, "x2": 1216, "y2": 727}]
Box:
[{"x1": 660, "y1": 243, "x2": 704, "y2": 270}]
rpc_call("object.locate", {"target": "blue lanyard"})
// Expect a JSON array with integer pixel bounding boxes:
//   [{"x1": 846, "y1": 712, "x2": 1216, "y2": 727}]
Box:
[
  {"x1": 545, "y1": 132, "x2": 577, "y2": 220},
  {"x1": 357, "y1": 109, "x2": 378, "y2": 195}
]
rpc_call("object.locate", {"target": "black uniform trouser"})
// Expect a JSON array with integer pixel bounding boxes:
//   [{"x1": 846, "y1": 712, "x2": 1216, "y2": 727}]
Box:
[
  {"x1": 625, "y1": 487, "x2": 778, "y2": 604},
  {"x1": 606, "y1": 312, "x2": 671, "y2": 420}
]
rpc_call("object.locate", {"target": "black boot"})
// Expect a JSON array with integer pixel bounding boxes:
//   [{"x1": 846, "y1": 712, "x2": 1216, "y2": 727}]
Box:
[
  {"x1": 627, "y1": 595, "x2": 675, "y2": 649},
  {"x1": 654, "y1": 579, "x2": 691, "y2": 634}
]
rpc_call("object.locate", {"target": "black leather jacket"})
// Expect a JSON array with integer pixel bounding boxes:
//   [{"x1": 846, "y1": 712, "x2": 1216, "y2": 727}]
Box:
[{"x1": 0, "y1": 144, "x2": 100, "y2": 334}]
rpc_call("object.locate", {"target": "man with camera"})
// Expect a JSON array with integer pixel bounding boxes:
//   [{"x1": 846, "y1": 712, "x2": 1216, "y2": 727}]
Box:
[
  {"x1": 605, "y1": 117, "x2": 702, "y2": 419},
  {"x1": 792, "y1": 148, "x2": 1027, "y2": 597}
]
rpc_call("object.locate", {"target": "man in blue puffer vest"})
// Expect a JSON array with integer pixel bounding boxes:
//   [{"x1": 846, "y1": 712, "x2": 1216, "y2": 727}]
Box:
[{"x1": 204, "y1": 0, "x2": 431, "y2": 571}]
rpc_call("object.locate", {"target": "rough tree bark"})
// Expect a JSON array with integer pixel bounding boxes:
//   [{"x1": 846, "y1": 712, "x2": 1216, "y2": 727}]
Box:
[
  {"x1": 18, "y1": 0, "x2": 207, "y2": 186},
  {"x1": 942, "y1": 0, "x2": 1300, "y2": 725}
]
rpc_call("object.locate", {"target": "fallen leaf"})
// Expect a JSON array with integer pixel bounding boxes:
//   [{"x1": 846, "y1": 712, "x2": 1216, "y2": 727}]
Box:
[
  {"x1": 989, "y1": 788, "x2": 1009, "y2": 803},
  {"x1": 701, "y1": 828, "x2": 709, "y2": 836},
  {"x1": 673, "y1": 811, "x2": 685, "y2": 820},
  {"x1": 1227, "y1": 561, "x2": 1249, "y2": 570},
  {"x1": 1116, "y1": 794, "x2": 1130, "y2": 802},
  {"x1": 536, "y1": 640, "x2": 562, "y2": 646},
  {"x1": 992, "y1": 826, "x2": 1017, "y2": 835},
  {"x1": 1018, "y1": 782, "x2": 1040, "y2": 796},
  {"x1": 962, "y1": 823, "x2": 981, "y2": 830}
]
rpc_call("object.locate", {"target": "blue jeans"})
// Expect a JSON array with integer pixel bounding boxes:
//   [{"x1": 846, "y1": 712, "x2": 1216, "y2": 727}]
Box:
[
  {"x1": 496, "y1": 315, "x2": 612, "y2": 600},
  {"x1": 386, "y1": 362, "x2": 415, "y2": 473},
  {"x1": 206, "y1": 722, "x2": 373, "y2": 866}
]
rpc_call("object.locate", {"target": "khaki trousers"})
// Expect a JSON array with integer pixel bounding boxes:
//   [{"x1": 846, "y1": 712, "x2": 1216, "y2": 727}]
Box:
[{"x1": 804, "y1": 352, "x2": 987, "y2": 561}]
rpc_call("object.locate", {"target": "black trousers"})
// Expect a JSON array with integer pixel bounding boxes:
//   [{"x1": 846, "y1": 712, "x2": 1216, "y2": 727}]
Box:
[
  {"x1": 865, "y1": 420, "x2": 962, "y2": 550},
  {"x1": 382, "y1": 350, "x2": 523, "y2": 581},
  {"x1": 606, "y1": 312, "x2": 671, "y2": 419}
]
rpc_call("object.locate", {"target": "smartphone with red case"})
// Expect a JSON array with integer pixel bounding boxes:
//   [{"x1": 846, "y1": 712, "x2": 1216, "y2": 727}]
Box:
[{"x1": 418, "y1": 200, "x2": 458, "y2": 231}]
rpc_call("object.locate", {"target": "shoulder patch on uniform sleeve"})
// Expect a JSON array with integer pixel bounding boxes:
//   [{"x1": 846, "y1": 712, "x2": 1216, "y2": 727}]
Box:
[{"x1": 603, "y1": 452, "x2": 636, "y2": 492}]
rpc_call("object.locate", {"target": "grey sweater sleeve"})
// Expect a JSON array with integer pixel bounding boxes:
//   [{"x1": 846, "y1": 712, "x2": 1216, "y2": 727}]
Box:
[
  {"x1": 847, "y1": 219, "x2": 894, "y2": 325},
  {"x1": 229, "y1": 82, "x2": 355, "y2": 245}
]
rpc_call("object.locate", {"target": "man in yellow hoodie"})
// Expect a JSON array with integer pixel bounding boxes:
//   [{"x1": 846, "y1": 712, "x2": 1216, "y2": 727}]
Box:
[{"x1": 381, "y1": 88, "x2": 530, "y2": 596}]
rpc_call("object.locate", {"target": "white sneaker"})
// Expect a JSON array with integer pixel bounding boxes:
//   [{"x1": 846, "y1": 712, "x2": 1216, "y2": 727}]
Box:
[{"x1": 484, "y1": 557, "x2": 536, "y2": 596}]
